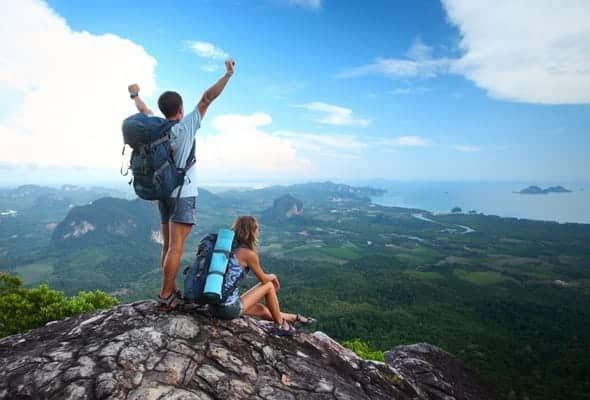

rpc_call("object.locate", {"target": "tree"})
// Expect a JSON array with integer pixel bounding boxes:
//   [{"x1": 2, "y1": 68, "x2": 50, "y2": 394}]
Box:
[
  {"x1": 342, "y1": 338, "x2": 385, "y2": 362},
  {"x1": 0, "y1": 273, "x2": 118, "y2": 338}
]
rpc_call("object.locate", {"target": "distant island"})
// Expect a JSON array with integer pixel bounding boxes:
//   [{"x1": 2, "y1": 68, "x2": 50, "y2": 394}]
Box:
[{"x1": 518, "y1": 185, "x2": 572, "y2": 195}]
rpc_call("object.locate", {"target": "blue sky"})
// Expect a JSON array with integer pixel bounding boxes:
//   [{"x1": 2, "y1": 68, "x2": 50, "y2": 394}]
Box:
[{"x1": 0, "y1": 0, "x2": 589, "y2": 184}]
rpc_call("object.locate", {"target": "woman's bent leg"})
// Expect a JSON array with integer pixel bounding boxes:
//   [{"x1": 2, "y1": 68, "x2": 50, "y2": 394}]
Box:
[
  {"x1": 243, "y1": 303, "x2": 273, "y2": 320},
  {"x1": 241, "y1": 282, "x2": 282, "y2": 323},
  {"x1": 244, "y1": 302, "x2": 300, "y2": 323},
  {"x1": 241, "y1": 284, "x2": 301, "y2": 324},
  {"x1": 279, "y1": 312, "x2": 297, "y2": 323}
]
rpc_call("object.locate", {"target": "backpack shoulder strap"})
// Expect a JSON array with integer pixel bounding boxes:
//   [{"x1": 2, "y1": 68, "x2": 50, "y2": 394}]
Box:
[
  {"x1": 174, "y1": 137, "x2": 196, "y2": 203},
  {"x1": 182, "y1": 140, "x2": 196, "y2": 172},
  {"x1": 149, "y1": 133, "x2": 171, "y2": 148}
]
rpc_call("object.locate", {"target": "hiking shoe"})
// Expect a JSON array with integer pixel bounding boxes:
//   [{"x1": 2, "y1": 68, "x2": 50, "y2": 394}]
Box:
[
  {"x1": 268, "y1": 320, "x2": 298, "y2": 337},
  {"x1": 294, "y1": 314, "x2": 317, "y2": 327},
  {"x1": 157, "y1": 291, "x2": 184, "y2": 312}
]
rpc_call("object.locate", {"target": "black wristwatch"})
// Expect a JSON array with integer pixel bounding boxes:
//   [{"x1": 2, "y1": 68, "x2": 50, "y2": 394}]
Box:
[{"x1": 130, "y1": 93, "x2": 139, "y2": 99}]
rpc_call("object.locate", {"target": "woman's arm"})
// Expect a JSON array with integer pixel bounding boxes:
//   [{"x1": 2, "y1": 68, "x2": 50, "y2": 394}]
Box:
[{"x1": 245, "y1": 250, "x2": 280, "y2": 291}]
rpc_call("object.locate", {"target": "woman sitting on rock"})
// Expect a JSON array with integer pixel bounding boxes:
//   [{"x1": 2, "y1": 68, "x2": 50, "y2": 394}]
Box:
[{"x1": 209, "y1": 215, "x2": 315, "y2": 335}]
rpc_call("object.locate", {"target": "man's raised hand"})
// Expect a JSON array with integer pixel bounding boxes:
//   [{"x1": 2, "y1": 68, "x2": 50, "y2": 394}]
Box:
[
  {"x1": 225, "y1": 59, "x2": 236, "y2": 76},
  {"x1": 198, "y1": 60, "x2": 235, "y2": 118},
  {"x1": 128, "y1": 84, "x2": 140, "y2": 95},
  {"x1": 128, "y1": 83, "x2": 152, "y2": 115}
]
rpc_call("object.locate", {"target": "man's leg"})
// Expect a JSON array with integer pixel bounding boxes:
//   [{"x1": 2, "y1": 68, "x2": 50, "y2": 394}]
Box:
[
  {"x1": 157, "y1": 200, "x2": 171, "y2": 271},
  {"x1": 160, "y1": 221, "x2": 192, "y2": 298},
  {"x1": 160, "y1": 223, "x2": 170, "y2": 270},
  {"x1": 159, "y1": 196, "x2": 196, "y2": 300}
]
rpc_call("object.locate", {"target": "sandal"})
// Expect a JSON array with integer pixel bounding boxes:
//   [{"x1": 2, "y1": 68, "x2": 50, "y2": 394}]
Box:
[
  {"x1": 294, "y1": 314, "x2": 317, "y2": 326},
  {"x1": 157, "y1": 291, "x2": 183, "y2": 312},
  {"x1": 268, "y1": 319, "x2": 298, "y2": 337}
]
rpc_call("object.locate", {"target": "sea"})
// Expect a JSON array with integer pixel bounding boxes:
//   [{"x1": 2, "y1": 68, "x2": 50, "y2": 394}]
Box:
[{"x1": 357, "y1": 181, "x2": 590, "y2": 224}]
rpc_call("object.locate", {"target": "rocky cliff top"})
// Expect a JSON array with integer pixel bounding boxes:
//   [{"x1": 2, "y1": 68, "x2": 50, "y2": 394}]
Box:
[{"x1": 0, "y1": 301, "x2": 495, "y2": 400}]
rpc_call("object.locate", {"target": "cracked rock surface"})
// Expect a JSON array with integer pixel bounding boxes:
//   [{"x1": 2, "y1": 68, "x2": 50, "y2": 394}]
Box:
[{"x1": 0, "y1": 301, "x2": 495, "y2": 400}]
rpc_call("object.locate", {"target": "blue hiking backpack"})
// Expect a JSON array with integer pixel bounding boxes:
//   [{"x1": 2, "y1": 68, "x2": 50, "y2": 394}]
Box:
[
  {"x1": 184, "y1": 230, "x2": 242, "y2": 305},
  {"x1": 121, "y1": 113, "x2": 195, "y2": 200}
]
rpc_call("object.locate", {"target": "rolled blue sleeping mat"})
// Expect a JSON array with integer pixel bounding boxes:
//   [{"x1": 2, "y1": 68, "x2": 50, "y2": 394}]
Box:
[{"x1": 203, "y1": 228, "x2": 235, "y2": 303}]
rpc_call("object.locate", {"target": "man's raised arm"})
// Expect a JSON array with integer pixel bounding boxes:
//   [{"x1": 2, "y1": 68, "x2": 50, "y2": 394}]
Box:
[
  {"x1": 128, "y1": 84, "x2": 153, "y2": 116},
  {"x1": 197, "y1": 59, "x2": 235, "y2": 118}
]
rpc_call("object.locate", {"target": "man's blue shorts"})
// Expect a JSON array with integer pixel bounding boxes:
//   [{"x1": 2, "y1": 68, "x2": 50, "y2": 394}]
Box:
[{"x1": 157, "y1": 197, "x2": 196, "y2": 225}]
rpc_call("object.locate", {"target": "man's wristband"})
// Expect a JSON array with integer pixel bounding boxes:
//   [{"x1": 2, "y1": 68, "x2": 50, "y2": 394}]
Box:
[{"x1": 130, "y1": 93, "x2": 139, "y2": 99}]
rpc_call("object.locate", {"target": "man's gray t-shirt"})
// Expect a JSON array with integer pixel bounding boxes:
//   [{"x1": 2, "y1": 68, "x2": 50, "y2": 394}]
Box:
[{"x1": 169, "y1": 108, "x2": 201, "y2": 198}]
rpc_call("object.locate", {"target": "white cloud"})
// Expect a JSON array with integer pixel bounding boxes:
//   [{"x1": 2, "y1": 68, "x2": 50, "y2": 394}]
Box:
[
  {"x1": 390, "y1": 86, "x2": 432, "y2": 95},
  {"x1": 337, "y1": 38, "x2": 451, "y2": 79},
  {"x1": 406, "y1": 37, "x2": 433, "y2": 61},
  {"x1": 278, "y1": 0, "x2": 322, "y2": 10},
  {"x1": 380, "y1": 136, "x2": 431, "y2": 147},
  {"x1": 195, "y1": 112, "x2": 380, "y2": 179},
  {"x1": 273, "y1": 130, "x2": 433, "y2": 154},
  {"x1": 442, "y1": 0, "x2": 590, "y2": 104},
  {"x1": 0, "y1": 0, "x2": 157, "y2": 168},
  {"x1": 294, "y1": 102, "x2": 371, "y2": 127},
  {"x1": 274, "y1": 130, "x2": 367, "y2": 152},
  {"x1": 452, "y1": 145, "x2": 481, "y2": 152},
  {"x1": 337, "y1": 58, "x2": 450, "y2": 79},
  {"x1": 186, "y1": 41, "x2": 229, "y2": 60},
  {"x1": 340, "y1": 3, "x2": 590, "y2": 104},
  {"x1": 197, "y1": 113, "x2": 312, "y2": 177}
]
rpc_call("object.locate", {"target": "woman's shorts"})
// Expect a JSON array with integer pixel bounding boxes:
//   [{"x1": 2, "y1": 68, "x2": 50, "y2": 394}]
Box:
[{"x1": 209, "y1": 299, "x2": 243, "y2": 320}]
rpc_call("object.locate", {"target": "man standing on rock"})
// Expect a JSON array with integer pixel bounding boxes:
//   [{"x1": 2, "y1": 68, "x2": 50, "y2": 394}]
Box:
[{"x1": 127, "y1": 58, "x2": 235, "y2": 310}]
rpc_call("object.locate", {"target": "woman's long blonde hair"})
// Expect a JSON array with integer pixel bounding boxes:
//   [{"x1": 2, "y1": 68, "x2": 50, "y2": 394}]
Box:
[{"x1": 232, "y1": 216, "x2": 259, "y2": 250}]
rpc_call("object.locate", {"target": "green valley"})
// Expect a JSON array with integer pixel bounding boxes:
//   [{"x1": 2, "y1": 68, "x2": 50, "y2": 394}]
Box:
[{"x1": 1, "y1": 182, "x2": 589, "y2": 400}]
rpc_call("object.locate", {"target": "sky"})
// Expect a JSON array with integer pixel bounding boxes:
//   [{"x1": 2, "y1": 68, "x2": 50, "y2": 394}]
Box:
[{"x1": 0, "y1": 0, "x2": 589, "y2": 185}]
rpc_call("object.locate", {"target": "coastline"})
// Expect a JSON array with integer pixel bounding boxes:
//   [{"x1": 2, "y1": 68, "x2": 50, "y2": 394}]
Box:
[{"x1": 368, "y1": 181, "x2": 590, "y2": 225}]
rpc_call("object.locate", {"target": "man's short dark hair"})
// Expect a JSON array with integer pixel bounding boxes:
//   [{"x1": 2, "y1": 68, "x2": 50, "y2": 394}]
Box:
[{"x1": 158, "y1": 91, "x2": 183, "y2": 118}]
